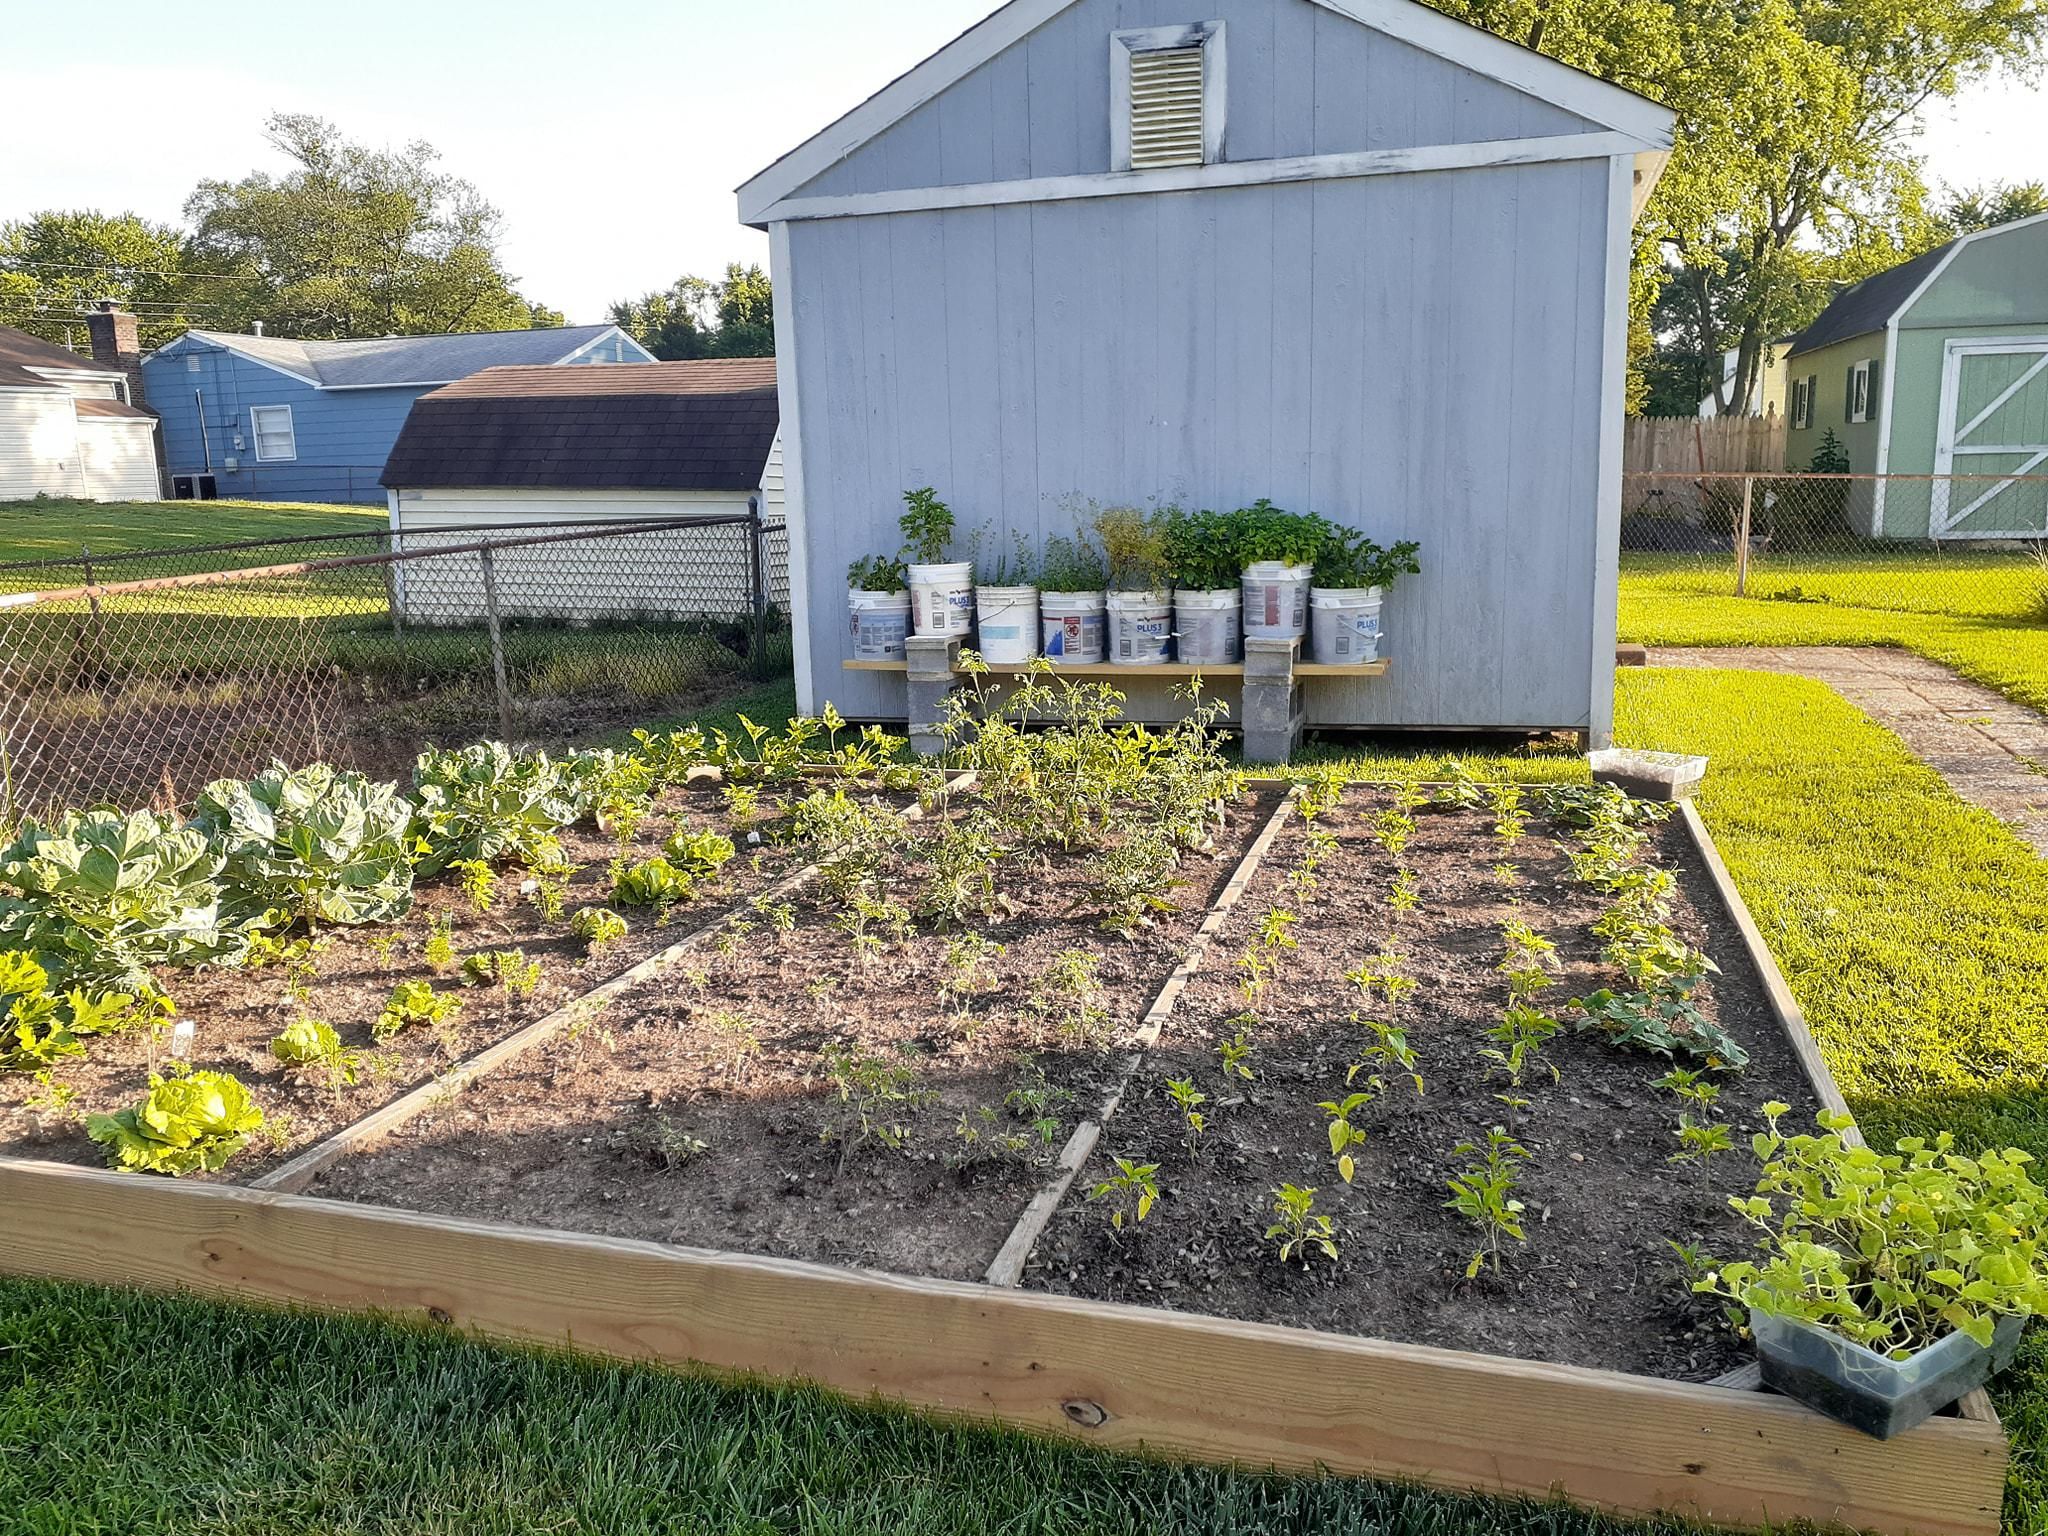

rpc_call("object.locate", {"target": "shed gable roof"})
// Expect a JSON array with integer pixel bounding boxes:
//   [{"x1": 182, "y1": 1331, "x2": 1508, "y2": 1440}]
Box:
[
  {"x1": 1789, "y1": 212, "x2": 2048, "y2": 357},
  {"x1": 738, "y1": 0, "x2": 1671, "y2": 224},
  {"x1": 157, "y1": 324, "x2": 647, "y2": 389},
  {"x1": 380, "y1": 360, "x2": 779, "y2": 492}
]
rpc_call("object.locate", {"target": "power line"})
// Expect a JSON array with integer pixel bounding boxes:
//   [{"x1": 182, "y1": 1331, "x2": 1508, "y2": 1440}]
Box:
[{"x1": 0, "y1": 258, "x2": 255, "y2": 282}]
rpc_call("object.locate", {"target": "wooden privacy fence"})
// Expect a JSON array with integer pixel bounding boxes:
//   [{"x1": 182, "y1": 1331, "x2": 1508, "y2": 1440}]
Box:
[{"x1": 1623, "y1": 416, "x2": 1786, "y2": 477}]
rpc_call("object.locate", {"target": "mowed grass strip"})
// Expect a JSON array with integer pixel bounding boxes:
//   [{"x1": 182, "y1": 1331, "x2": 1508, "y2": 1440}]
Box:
[{"x1": 0, "y1": 497, "x2": 386, "y2": 569}]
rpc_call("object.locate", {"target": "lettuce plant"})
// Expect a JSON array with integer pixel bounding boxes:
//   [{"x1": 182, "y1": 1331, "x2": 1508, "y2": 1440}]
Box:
[
  {"x1": 87, "y1": 1069, "x2": 265, "y2": 1175},
  {"x1": 374, "y1": 978, "x2": 463, "y2": 1042},
  {"x1": 568, "y1": 906, "x2": 628, "y2": 952},
  {"x1": 270, "y1": 1017, "x2": 362, "y2": 1088},
  {"x1": 411, "y1": 742, "x2": 580, "y2": 874},
  {"x1": 661, "y1": 828, "x2": 736, "y2": 878},
  {"x1": 196, "y1": 763, "x2": 415, "y2": 927},
  {"x1": 612, "y1": 856, "x2": 696, "y2": 909}
]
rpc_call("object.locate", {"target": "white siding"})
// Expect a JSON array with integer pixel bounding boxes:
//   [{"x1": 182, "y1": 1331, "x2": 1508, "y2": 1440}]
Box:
[
  {"x1": 0, "y1": 391, "x2": 81, "y2": 498},
  {"x1": 76, "y1": 419, "x2": 161, "y2": 500},
  {"x1": 759, "y1": 427, "x2": 786, "y2": 522}
]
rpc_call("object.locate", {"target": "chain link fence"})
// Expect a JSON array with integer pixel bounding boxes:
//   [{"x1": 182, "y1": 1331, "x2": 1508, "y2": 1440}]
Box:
[
  {"x1": 0, "y1": 516, "x2": 791, "y2": 820},
  {"x1": 1621, "y1": 471, "x2": 2048, "y2": 622}
]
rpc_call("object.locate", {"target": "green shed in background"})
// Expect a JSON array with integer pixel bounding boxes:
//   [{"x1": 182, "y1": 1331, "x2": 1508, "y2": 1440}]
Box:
[{"x1": 1783, "y1": 212, "x2": 2048, "y2": 540}]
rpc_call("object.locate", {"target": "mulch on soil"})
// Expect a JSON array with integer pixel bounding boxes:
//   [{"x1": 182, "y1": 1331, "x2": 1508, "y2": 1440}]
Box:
[
  {"x1": 310, "y1": 791, "x2": 1288, "y2": 1281},
  {"x1": 0, "y1": 784, "x2": 808, "y2": 1178},
  {"x1": 1022, "y1": 789, "x2": 1821, "y2": 1381}
]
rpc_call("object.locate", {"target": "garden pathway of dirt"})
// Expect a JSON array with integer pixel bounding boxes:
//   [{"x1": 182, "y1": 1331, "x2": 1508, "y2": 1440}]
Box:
[{"x1": 1647, "y1": 645, "x2": 2048, "y2": 856}]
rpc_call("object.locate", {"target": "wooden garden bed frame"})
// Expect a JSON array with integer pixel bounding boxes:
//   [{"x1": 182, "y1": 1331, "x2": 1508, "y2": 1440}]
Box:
[{"x1": 0, "y1": 778, "x2": 2008, "y2": 1536}]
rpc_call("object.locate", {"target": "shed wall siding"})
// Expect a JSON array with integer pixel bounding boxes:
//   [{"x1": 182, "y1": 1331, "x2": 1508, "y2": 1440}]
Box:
[
  {"x1": 0, "y1": 393, "x2": 81, "y2": 498},
  {"x1": 76, "y1": 419, "x2": 162, "y2": 500},
  {"x1": 796, "y1": 0, "x2": 1593, "y2": 200},
  {"x1": 1899, "y1": 221, "x2": 2048, "y2": 333},
  {"x1": 786, "y1": 156, "x2": 1613, "y2": 728}
]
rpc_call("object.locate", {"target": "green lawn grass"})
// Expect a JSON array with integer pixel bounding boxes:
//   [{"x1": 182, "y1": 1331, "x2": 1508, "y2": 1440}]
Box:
[
  {"x1": 6, "y1": 666, "x2": 2047, "y2": 1533},
  {"x1": 0, "y1": 497, "x2": 385, "y2": 568},
  {"x1": 1619, "y1": 551, "x2": 2048, "y2": 714}
]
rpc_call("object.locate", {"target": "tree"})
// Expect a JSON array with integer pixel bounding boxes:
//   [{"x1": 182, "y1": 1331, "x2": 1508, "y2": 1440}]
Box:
[
  {"x1": 0, "y1": 211, "x2": 203, "y2": 349},
  {"x1": 609, "y1": 263, "x2": 775, "y2": 359},
  {"x1": 1936, "y1": 180, "x2": 2048, "y2": 236},
  {"x1": 183, "y1": 113, "x2": 558, "y2": 338},
  {"x1": 1426, "y1": 0, "x2": 2045, "y2": 414}
]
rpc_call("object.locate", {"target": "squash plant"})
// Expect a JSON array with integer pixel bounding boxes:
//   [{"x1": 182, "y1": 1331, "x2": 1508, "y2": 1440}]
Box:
[
  {"x1": 196, "y1": 763, "x2": 415, "y2": 928},
  {"x1": 87, "y1": 1068, "x2": 265, "y2": 1175},
  {"x1": 1696, "y1": 1107, "x2": 2048, "y2": 1357},
  {"x1": 0, "y1": 949, "x2": 138, "y2": 1070}
]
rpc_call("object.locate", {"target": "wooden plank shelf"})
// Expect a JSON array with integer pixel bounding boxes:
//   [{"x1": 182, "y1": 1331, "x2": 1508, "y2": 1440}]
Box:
[{"x1": 843, "y1": 658, "x2": 1392, "y2": 678}]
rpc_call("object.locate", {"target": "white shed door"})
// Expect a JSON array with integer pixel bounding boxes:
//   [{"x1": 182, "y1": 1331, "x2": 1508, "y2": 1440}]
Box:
[{"x1": 1932, "y1": 339, "x2": 2048, "y2": 536}]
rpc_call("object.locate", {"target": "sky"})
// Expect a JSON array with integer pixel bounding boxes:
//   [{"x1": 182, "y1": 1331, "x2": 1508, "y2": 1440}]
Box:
[{"x1": 3, "y1": 0, "x2": 2043, "y2": 326}]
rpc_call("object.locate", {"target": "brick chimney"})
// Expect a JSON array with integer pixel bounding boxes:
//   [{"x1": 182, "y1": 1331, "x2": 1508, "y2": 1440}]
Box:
[{"x1": 85, "y1": 301, "x2": 147, "y2": 409}]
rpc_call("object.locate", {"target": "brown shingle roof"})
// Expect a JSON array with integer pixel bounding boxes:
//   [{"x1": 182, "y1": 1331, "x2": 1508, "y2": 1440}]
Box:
[
  {"x1": 74, "y1": 396, "x2": 153, "y2": 420},
  {"x1": 380, "y1": 360, "x2": 778, "y2": 491},
  {"x1": 0, "y1": 325, "x2": 120, "y2": 377}
]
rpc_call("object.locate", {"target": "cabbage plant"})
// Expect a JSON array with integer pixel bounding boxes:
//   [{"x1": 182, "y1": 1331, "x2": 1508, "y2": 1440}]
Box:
[
  {"x1": 196, "y1": 763, "x2": 415, "y2": 927},
  {"x1": 411, "y1": 741, "x2": 581, "y2": 874}
]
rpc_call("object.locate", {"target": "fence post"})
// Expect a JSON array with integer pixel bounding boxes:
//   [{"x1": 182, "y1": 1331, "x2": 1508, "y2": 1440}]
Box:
[
  {"x1": 747, "y1": 496, "x2": 769, "y2": 680},
  {"x1": 79, "y1": 545, "x2": 109, "y2": 687},
  {"x1": 1734, "y1": 476, "x2": 1754, "y2": 597},
  {"x1": 478, "y1": 544, "x2": 514, "y2": 741}
]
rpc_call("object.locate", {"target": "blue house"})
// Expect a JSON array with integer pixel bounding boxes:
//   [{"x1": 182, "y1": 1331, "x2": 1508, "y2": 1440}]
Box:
[{"x1": 141, "y1": 324, "x2": 655, "y2": 504}]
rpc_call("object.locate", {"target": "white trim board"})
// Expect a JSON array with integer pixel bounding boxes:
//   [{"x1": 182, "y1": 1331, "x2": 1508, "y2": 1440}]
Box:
[
  {"x1": 758, "y1": 130, "x2": 1643, "y2": 223},
  {"x1": 736, "y1": 0, "x2": 1672, "y2": 225},
  {"x1": 149, "y1": 333, "x2": 321, "y2": 389},
  {"x1": 767, "y1": 220, "x2": 816, "y2": 716}
]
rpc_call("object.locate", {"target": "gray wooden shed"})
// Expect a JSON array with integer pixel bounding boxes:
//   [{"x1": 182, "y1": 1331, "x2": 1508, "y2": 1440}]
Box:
[{"x1": 740, "y1": 0, "x2": 1672, "y2": 746}]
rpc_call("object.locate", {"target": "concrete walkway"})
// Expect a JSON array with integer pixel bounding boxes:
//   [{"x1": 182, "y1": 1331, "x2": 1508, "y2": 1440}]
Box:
[{"x1": 1647, "y1": 646, "x2": 2048, "y2": 857}]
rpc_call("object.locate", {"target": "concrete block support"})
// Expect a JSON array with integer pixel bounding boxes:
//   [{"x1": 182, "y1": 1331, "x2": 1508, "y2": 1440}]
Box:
[
  {"x1": 905, "y1": 635, "x2": 963, "y2": 756},
  {"x1": 1242, "y1": 637, "x2": 1305, "y2": 764}
]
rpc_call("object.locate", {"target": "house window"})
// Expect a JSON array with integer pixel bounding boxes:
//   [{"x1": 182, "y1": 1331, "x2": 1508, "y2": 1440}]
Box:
[
  {"x1": 1847, "y1": 359, "x2": 1875, "y2": 423},
  {"x1": 1791, "y1": 374, "x2": 1816, "y2": 430},
  {"x1": 250, "y1": 404, "x2": 298, "y2": 462},
  {"x1": 1111, "y1": 22, "x2": 1225, "y2": 172}
]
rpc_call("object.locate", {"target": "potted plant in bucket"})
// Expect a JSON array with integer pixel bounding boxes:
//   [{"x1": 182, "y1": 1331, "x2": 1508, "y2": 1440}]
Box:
[
  {"x1": 846, "y1": 552, "x2": 911, "y2": 662},
  {"x1": 1308, "y1": 529, "x2": 1421, "y2": 663},
  {"x1": 1037, "y1": 533, "x2": 1108, "y2": 665},
  {"x1": 1695, "y1": 1105, "x2": 2047, "y2": 1439},
  {"x1": 901, "y1": 487, "x2": 973, "y2": 638},
  {"x1": 1093, "y1": 505, "x2": 1172, "y2": 666},
  {"x1": 1163, "y1": 508, "x2": 1241, "y2": 665},
  {"x1": 1229, "y1": 500, "x2": 1334, "y2": 645},
  {"x1": 972, "y1": 526, "x2": 1039, "y2": 665}
]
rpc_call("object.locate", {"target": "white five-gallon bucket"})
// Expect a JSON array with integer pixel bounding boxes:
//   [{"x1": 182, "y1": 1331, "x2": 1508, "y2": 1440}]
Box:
[
  {"x1": 1040, "y1": 590, "x2": 1106, "y2": 665},
  {"x1": 975, "y1": 585, "x2": 1039, "y2": 664},
  {"x1": 908, "y1": 560, "x2": 975, "y2": 638},
  {"x1": 848, "y1": 587, "x2": 912, "y2": 661},
  {"x1": 1174, "y1": 588, "x2": 1239, "y2": 666},
  {"x1": 1106, "y1": 589, "x2": 1173, "y2": 666},
  {"x1": 1241, "y1": 560, "x2": 1312, "y2": 641},
  {"x1": 1309, "y1": 585, "x2": 1383, "y2": 663}
]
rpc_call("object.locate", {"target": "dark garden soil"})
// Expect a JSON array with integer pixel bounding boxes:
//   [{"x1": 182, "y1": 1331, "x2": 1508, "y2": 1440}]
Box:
[
  {"x1": 309, "y1": 790, "x2": 1288, "y2": 1281},
  {"x1": 1022, "y1": 790, "x2": 1822, "y2": 1383},
  {"x1": 0, "y1": 783, "x2": 811, "y2": 1178}
]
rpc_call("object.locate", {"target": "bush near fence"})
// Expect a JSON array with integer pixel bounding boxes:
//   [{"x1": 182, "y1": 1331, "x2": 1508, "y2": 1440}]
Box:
[{"x1": 0, "y1": 517, "x2": 791, "y2": 820}]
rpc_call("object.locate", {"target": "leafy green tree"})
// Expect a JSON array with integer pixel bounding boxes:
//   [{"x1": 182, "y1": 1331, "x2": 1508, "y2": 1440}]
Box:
[
  {"x1": 1936, "y1": 179, "x2": 2048, "y2": 236},
  {"x1": 183, "y1": 113, "x2": 559, "y2": 338},
  {"x1": 609, "y1": 263, "x2": 774, "y2": 359},
  {"x1": 0, "y1": 211, "x2": 202, "y2": 348},
  {"x1": 1427, "y1": 0, "x2": 2045, "y2": 415}
]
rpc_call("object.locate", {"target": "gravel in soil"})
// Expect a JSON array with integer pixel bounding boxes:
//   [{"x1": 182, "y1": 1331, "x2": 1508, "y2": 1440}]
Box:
[
  {"x1": 1023, "y1": 789, "x2": 1821, "y2": 1382},
  {"x1": 310, "y1": 790, "x2": 1287, "y2": 1281},
  {"x1": 0, "y1": 784, "x2": 805, "y2": 1178}
]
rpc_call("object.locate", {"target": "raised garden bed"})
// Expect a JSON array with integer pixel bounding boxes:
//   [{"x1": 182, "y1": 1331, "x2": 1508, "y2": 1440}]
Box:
[{"x1": 0, "y1": 713, "x2": 2011, "y2": 1536}]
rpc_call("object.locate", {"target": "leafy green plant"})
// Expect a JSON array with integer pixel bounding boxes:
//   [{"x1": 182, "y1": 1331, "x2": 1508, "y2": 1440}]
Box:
[
  {"x1": 1387, "y1": 867, "x2": 1420, "y2": 914},
  {"x1": 1445, "y1": 1126, "x2": 1530, "y2": 1279},
  {"x1": 0, "y1": 949, "x2": 137, "y2": 1071},
  {"x1": 1087, "y1": 1155, "x2": 1160, "y2": 1232},
  {"x1": 568, "y1": 905, "x2": 629, "y2": 953},
  {"x1": 1029, "y1": 949, "x2": 1109, "y2": 1047},
  {"x1": 423, "y1": 913, "x2": 456, "y2": 972},
  {"x1": 452, "y1": 858, "x2": 496, "y2": 914},
  {"x1": 1225, "y1": 499, "x2": 1332, "y2": 568},
  {"x1": 409, "y1": 741, "x2": 581, "y2": 875},
  {"x1": 1480, "y1": 1004, "x2": 1561, "y2": 1129},
  {"x1": 1159, "y1": 507, "x2": 1240, "y2": 591},
  {"x1": 1218, "y1": 1024, "x2": 1255, "y2": 1081},
  {"x1": 1370, "y1": 808, "x2": 1413, "y2": 857},
  {"x1": 1165, "y1": 1076, "x2": 1208, "y2": 1140},
  {"x1": 939, "y1": 931, "x2": 1005, "y2": 1011},
  {"x1": 847, "y1": 552, "x2": 909, "y2": 592},
  {"x1": 899, "y1": 486, "x2": 956, "y2": 565},
  {"x1": 1571, "y1": 987, "x2": 1750, "y2": 1067},
  {"x1": 1092, "y1": 504, "x2": 1169, "y2": 591},
  {"x1": 1265, "y1": 1183, "x2": 1339, "y2": 1267},
  {"x1": 1036, "y1": 533, "x2": 1107, "y2": 593},
  {"x1": 819, "y1": 1043, "x2": 934, "y2": 1168},
  {"x1": 916, "y1": 810, "x2": 1006, "y2": 927},
  {"x1": 461, "y1": 948, "x2": 543, "y2": 1000},
  {"x1": 612, "y1": 857, "x2": 696, "y2": 910},
  {"x1": 375, "y1": 978, "x2": 463, "y2": 1043},
  {"x1": 662, "y1": 827, "x2": 737, "y2": 879},
  {"x1": 87, "y1": 1068, "x2": 265, "y2": 1175},
  {"x1": 1694, "y1": 1107, "x2": 2048, "y2": 1357},
  {"x1": 1079, "y1": 828, "x2": 1183, "y2": 933},
  {"x1": 1350, "y1": 1018, "x2": 1423, "y2": 1096},
  {"x1": 1318, "y1": 1089, "x2": 1376, "y2": 1183},
  {"x1": 1425, "y1": 765, "x2": 1489, "y2": 812},
  {"x1": 1311, "y1": 529, "x2": 1421, "y2": 590},
  {"x1": 270, "y1": 1017, "x2": 362, "y2": 1089},
  {"x1": 196, "y1": 763, "x2": 415, "y2": 928}
]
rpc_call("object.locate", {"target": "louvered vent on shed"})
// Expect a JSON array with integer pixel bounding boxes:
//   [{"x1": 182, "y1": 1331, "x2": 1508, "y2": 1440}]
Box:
[{"x1": 1127, "y1": 46, "x2": 1207, "y2": 168}]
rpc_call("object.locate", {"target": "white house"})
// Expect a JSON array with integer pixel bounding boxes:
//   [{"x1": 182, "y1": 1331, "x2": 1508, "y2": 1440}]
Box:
[
  {"x1": 743, "y1": 0, "x2": 1672, "y2": 745},
  {"x1": 0, "y1": 321, "x2": 160, "y2": 501}
]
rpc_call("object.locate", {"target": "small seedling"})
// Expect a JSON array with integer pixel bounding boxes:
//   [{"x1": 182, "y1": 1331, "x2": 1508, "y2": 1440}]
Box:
[
  {"x1": 1445, "y1": 1126, "x2": 1530, "y2": 1279},
  {"x1": 452, "y1": 858, "x2": 497, "y2": 914},
  {"x1": 423, "y1": 914, "x2": 456, "y2": 972},
  {"x1": 1256, "y1": 905, "x2": 1298, "y2": 951},
  {"x1": 1087, "y1": 1155, "x2": 1160, "y2": 1232},
  {"x1": 819, "y1": 1043, "x2": 934, "y2": 1169},
  {"x1": 1671, "y1": 1113, "x2": 1735, "y2": 1181},
  {"x1": 365, "y1": 930, "x2": 401, "y2": 970},
  {"x1": 1165, "y1": 1076, "x2": 1208, "y2": 1140},
  {"x1": 952, "y1": 1105, "x2": 1057, "y2": 1167},
  {"x1": 702, "y1": 1009, "x2": 763, "y2": 1080},
  {"x1": 270, "y1": 1017, "x2": 362, "y2": 1091},
  {"x1": 619, "y1": 1115, "x2": 710, "y2": 1170},
  {"x1": 1217, "y1": 1024, "x2": 1256, "y2": 1081},
  {"x1": 1387, "y1": 867, "x2": 1419, "y2": 914},
  {"x1": 1489, "y1": 782, "x2": 1526, "y2": 845},
  {"x1": 1318, "y1": 1089, "x2": 1377, "y2": 1182},
  {"x1": 751, "y1": 896, "x2": 797, "y2": 932},
  {"x1": 461, "y1": 949, "x2": 544, "y2": 1001},
  {"x1": 1370, "y1": 808, "x2": 1414, "y2": 857},
  {"x1": 1492, "y1": 862, "x2": 1520, "y2": 888},
  {"x1": 1350, "y1": 1018, "x2": 1424, "y2": 1096},
  {"x1": 1029, "y1": 949, "x2": 1109, "y2": 1047},
  {"x1": 374, "y1": 978, "x2": 462, "y2": 1043},
  {"x1": 1264, "y1": 1183, "x2": 1338, "y2": 1267}
]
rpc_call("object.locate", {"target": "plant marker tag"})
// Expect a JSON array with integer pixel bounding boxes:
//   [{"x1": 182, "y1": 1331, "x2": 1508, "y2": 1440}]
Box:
[
  {"x1": 519, "y1": 878, "x2": 540, "y2": 895},
  {"x1": 168, "y1": 1019, "x2": 196, "y2": 1060}
]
